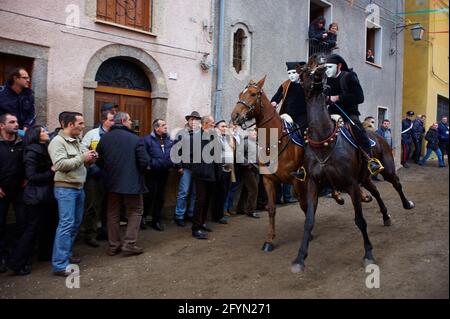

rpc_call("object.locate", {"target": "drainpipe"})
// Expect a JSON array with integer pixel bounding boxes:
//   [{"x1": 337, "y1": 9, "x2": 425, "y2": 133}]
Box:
[{"x1": 214, "y1": 0, "x2": 225, "y2": 121}]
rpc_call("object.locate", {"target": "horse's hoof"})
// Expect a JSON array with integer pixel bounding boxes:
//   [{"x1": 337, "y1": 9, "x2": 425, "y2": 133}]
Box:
[
  {"x1": 363, "y1": 258, "x2": 376, "y2": 267},
  {"x1": 362, "y1": 195, "x2": 373, "y2": 203},
  {"x1": 404, "y1": 200, "x2": 415, "y2": 210},
  {"x1": 291, "y1": 263, "x2": 305, "y2": 274},
  {"x1": 383, "y1": 218, "x2": 392, "y2": 227},
  {"x1": 262, "y1": 242, "x2": 274, "y2": 252}
]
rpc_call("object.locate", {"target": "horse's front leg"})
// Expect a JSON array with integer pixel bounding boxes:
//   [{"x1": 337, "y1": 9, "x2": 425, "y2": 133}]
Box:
[
  {"x1": 292, "y1": 178, "x2": 318, "y2": 273},
  {"x1": 262, "y1": 176, "x2": 277, "y2": 252}
]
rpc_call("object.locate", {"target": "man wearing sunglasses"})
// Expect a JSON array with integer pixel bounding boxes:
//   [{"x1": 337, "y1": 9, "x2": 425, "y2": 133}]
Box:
[{"x1": 0, "y1": 68, "x2": 36, "y2": 133}]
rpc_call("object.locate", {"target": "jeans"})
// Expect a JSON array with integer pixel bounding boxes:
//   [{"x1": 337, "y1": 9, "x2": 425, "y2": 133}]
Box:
[
  {"x1": 175, "y1": 169, "x2": 196, "y2": 220},
  {"x1": 276, "y1": 184, "x2": 294, "y2": 202},
  {"x1": 52, "y1": 187, "x2": 85, "y2": 272},
  {"x1": 420, "y1": 147, "x2": 445, "y2": 166}
]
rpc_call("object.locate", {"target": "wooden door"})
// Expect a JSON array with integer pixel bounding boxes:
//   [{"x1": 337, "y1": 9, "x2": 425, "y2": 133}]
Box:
[
  {"x1": 94, "y1": 86, "x2": 152, "y2": 137},
  {"x1": 0, "y1": 53, "x2": 34, "y2": 85}
]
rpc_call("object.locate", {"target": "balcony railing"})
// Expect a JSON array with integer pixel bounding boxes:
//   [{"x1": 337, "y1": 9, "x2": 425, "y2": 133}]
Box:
[{"x1": 308, "y1": 39, "x2": 337, "y2": 57}]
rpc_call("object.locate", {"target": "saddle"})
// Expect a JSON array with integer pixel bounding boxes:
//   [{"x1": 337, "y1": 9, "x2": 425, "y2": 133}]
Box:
[{"x1": 282, "y1": 119, "x2": 304, "y2": 147}]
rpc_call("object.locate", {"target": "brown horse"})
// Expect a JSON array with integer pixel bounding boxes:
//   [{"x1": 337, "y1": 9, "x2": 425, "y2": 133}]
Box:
[
  {"x1": 291, "y1": 55, "x2": 414, "y2": 273},
  {"x1": 231, "y1": 77, "x2": 307, "y2": 252}
]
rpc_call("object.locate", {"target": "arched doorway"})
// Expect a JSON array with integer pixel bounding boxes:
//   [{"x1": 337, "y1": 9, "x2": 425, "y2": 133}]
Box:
[{"x1": 94, "y1": 57, "x2": 152, "y2": 136}]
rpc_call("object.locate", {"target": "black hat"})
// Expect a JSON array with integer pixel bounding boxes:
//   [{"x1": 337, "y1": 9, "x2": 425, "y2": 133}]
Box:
[
  {"x1": 407, "y1": 111, "x2": 415, "y2": 116},
  {"x1": 326, "y1": 54, "x2": 349, "y2": 71},
  {"x1": 215, "y1": 119, "x2": 226, "y2": 127},
  {"x1": 101, "y1": 102, "x2": 118, "y2": 112},
  {"x1": 286, "y1": 62, "x2": 305, "y2": 71},
  {"x1": 185, "y1": 111, "x2": 201, "y2": 121}
]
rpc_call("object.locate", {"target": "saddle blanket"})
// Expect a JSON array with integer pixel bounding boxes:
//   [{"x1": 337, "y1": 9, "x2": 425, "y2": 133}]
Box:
[{"x1": 340, "y1": 126, "x2": 376, "y2": 149}]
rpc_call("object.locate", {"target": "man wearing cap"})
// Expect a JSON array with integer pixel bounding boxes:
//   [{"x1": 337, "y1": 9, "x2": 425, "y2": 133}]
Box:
[
  {"x1": 324, "y1": 53, "x2": 382, "y2": 174},
  {"x1": 271, "y1": 62, "x2": 308, "y2": 134},
  {"x1": 101, "y1": 102, "x2": 119, "y2": 113},
  {"x1": 401, "y1": 111, "x2": 415, "y2": 168},
  {"x1": 173, "y1": 111, "x2": 201, "y2": 227}
]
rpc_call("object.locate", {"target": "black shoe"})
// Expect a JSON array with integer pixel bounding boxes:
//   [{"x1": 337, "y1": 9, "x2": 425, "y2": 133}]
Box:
[
  {"x1": 192, "y1": 229, "x2": 208, "y2": 240},
  {"x1": 290, "y1": 171, "x2": 306, "y2": 180},
  {"x1": 140, "y1": 219, "x2": 148, "y2": 230},
  {"x1": 174, "y1": 219, "x2": 185, "y2": 227},
  {"x1": 151, "y1": 222, "x2": 165, "y2": 231},
  {"x1": 85, "y1": 238, "x2": 100, "y2": 248},
  {"x1": 69, "y1": 257, "x2": 81, "y2": 264},
  {"x1": 369, "y1": 161, "x2": 382, "y2": 174},
  {"x1": 284, "y1": 198, "x2": 297, "y2": 204},
  {"x1": 246, "y1": 212, "x2": 261, "y2": 219},
  {"x1": 402, "y1": 162, "x2": 410, "y2": 168},
  {"x1": 214, "y1": 217, "x2": 229, "y2": 224},
  {"x1": 12, "y1": 267, "x2": 31, "y2": 276},
  {"x1": 200, "y1": 224, "x2": 213, "y2": 232}
]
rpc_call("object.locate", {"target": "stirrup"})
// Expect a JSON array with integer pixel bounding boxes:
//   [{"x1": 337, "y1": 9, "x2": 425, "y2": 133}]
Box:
[
  {"x1": 368, "y1": 158, "x2": 384, "y2": 176},
  {"x1": 291, "y1": 166, "x2": 307, "y2": 182}
]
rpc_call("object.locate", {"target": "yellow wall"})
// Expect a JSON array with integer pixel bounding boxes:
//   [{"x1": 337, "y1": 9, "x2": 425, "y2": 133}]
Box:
[{"x1": 403, "y1": 0, "x2": 449, "y2": 129}]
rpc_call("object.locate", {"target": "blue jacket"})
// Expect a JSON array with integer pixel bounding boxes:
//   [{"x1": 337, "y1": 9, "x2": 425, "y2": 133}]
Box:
[
  {"x1": 438, "y1": 122, "x2": 449, "y2": 143},
  {"x1": 143, "y1": 131, "x2": 175, "y2": 171},
  {"x1": 0, "y1": 81, "x2": 36, "y2": 129},
  {"x1": 376, "y1": 127, "x2": 393, "y2": 148}
]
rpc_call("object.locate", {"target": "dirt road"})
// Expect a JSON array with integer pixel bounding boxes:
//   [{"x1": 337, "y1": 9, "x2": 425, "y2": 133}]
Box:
[{"x1": 1, "y1": 163, "x2": 448, "y2": 299}]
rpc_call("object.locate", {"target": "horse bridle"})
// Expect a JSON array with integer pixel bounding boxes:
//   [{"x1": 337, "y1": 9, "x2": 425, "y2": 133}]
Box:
[{"x1": 236, "y1": 84, "x2": 277, "y2": 130}]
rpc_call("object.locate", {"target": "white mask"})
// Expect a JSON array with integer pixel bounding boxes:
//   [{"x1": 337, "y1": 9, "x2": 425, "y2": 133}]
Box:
[
  {"x1": 325, "y1": 63, "x2": 338, "y2": 78},
  {"x1": 287, "y1": 69, "x2": 299, "y2": 82}
]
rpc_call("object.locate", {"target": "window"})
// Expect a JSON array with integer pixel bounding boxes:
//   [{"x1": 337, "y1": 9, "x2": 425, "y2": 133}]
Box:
[
  {"x1": 0, "y1": 53, "x2": 34, "y2": 86},
  {"x1": 233, "y1": 29, "x2": 246, "y2": 74},
  {"x1": 437, "y1": 95, "x2": 449, "y2": 121},
  {"x1": 308, "y1": 0, "x2": 333, "y2": 57},
  {"x1": 96, "y1": 0, "x2": 153, "y2": 33},
  {"x1": 377, "y1": 106, "x2": 389, "y2": 129},
  {"x1": 230, "y1": 22, "x2": 252, "y2": 78},
  {"x1": 366, "y1": 20, "x2": 382, "y2": 66}
]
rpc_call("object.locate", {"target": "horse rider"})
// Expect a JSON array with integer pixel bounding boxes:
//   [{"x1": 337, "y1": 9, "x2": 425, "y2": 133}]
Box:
[
  {"x1": 324, "y1": 54, "x2": 382, "y2": 175},
  {"x1": 271, "y1": 61, "x2": 308, "y2": 180},
  {"x1": 271, "y1": 62, "x2": 308, "y2": 134}
]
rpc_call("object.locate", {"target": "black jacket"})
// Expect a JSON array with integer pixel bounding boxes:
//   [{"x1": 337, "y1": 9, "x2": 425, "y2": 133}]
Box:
[
  {"x1": 401, "y1": 118, "x2": 413, "y2": 144},
  {"x1": 173, "y1": 125, "x2": 198, "y2": 169},
  {"x1": 23, "y1": 143, "x2": 55, "y2": 205},
  {"x1": 0, "y1": 81, "x2": 36, "y2": 129},
  {"x1": 309, "y1": 24, "x2": 326, "y2": 42},
  {"x1": 412, "y1": 119, "x2": 425, "y2": 141},
  {"x1": 271, "y1": 81, "x2": 307, "y2": 120},
  {"x1": 191, "y1": 130, "x2": 223, "y2": 182},
  {"x1": 327, "y1": 71, "x2": 364, "y2": 117},
  {"x1": 96, "y1": 125, "x2": 150, "y2": 195},
  {"x1": 0, "y1": 135, "x2": 24, "y2": 192},
  {"x1": 425, "y1": 128, "x2": 440, "y2": 151},
  {"x1": 325, "y1": 32, "x2": 337, "y2": 48}
]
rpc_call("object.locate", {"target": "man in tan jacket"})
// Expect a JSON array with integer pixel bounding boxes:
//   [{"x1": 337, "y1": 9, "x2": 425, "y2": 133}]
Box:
[{"x1": 48, "y1": 112, "x2": 97, "y2": 276}]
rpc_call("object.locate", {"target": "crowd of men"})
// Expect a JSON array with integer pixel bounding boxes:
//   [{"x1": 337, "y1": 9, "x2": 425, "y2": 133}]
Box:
[{"x1": 0, "y1": 55, "x2": 448, "y2": 278}]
